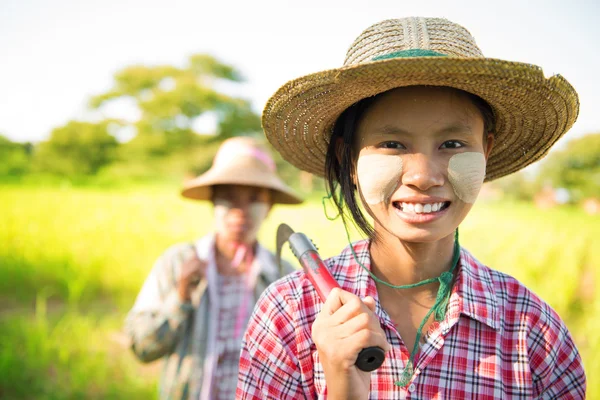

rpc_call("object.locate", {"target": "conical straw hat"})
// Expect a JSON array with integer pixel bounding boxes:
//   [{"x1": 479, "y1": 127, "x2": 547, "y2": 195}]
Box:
[{"x1": 181, "y1": 136, "x2": 302, "y2": 204}]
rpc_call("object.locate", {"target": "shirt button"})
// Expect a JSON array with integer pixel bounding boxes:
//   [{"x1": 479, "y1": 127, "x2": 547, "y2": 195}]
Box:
[{"x1": 408, "y1": 383, "x2": 416, "y2": 393}]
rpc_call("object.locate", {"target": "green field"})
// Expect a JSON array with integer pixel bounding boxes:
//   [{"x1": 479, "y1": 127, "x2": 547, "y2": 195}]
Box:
[{"x1": 1, "y1": 186, "x2": 598, "y2": 398}]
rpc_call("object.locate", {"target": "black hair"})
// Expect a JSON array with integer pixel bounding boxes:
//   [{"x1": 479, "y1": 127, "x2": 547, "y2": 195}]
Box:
[{"x1": 324, "y1": 86, "x2": 496, "y2": 240}]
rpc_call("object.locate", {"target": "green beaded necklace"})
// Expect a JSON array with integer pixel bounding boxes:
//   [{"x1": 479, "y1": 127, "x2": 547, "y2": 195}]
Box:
[{"x1": 323, "y1": 194, "x2": 460, "y2": 387}]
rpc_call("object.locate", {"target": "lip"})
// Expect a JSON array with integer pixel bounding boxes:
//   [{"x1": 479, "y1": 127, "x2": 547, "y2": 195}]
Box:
[
  {"x1": 391, "y1": 196, "x2": 450, "y2": 204},
  {"x1": 229, "y1": 222, "x2": 252, "y2": 232}
]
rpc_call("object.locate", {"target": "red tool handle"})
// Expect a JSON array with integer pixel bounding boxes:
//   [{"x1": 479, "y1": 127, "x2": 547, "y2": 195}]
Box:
[
  {"x1": 298, "y1": 251, "x2": 340, "y2": 300},
  {"x1": 289, "y1": 233, "x2": 385, "y2": 372}
]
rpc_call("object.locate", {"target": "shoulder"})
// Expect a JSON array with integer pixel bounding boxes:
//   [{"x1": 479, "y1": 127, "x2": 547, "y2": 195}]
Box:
[
  {"x1": 325, "y1": 239, "x2": 370, "y2": 283},
  {"x1": 150, "y1": 239, "x2": 203, "y2": 283},
  {"x1": 157, "y1": 241, "x2": 199, "y2": 267},
  {"x1": 462, "y1": 249, "x2": 575, "y2": 349},
  {"x1": 460, "y1": 249, "x2": 585, "y2": 394},
  {"x1": 255, "y1": 240, "x2": 369, "y2": 322}
]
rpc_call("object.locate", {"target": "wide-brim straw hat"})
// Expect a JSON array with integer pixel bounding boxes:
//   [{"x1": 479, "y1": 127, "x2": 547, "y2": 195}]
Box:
[
  {"x1": 181, "y1": 136, "x2": 302, "y2": 204},
  {"x1": 263, "y1": 17, "x2": 579, "y2": 181}
]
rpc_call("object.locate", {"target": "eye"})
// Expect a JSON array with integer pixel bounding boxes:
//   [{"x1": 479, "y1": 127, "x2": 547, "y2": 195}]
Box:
[
  {"x1": 379, "y1": 141, "x2": 406, "y2": 150},
  {"x1": 440, "y1": 140, "x2": 464, "y2": 149}
]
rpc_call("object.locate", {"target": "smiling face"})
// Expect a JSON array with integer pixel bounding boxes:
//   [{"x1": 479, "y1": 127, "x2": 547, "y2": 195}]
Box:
[
  {"x1": 212, "y1": 184, "x2": 272, "y2": 245},
  {"x1": 354, "y1": 86, "x2": 494, "y2": 243}
]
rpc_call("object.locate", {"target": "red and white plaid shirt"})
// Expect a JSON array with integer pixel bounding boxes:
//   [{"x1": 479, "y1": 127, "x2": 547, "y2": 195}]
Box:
[{"x1": 237, "y1": 240, "x2": 586, "y2": 399}]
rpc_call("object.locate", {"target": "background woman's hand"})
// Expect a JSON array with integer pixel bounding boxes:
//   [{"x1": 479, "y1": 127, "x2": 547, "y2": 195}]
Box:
[
  {"x1": 311, "y1": 288, "x2": 390, "y2": 400},
  {"x1": 177, "y1": 256, "x2": 206, "y2": 302}
]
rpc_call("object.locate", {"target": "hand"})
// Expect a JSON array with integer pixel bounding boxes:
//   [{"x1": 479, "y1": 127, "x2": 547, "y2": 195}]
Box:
[
  {"x1": 311, "y1": 288, "x2": 390, "y2": 400},
  {"x1": 177, "y1": 256, "x2": 206, "y2": 302}
]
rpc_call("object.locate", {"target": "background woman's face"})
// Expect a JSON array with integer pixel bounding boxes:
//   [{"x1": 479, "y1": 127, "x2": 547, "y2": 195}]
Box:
[
  {"x1": 354, "y1": 86, "x2": 494, "y2": 243},
  {"x1": 212, "y1": 185, "x2": 272, "y2": 244}
]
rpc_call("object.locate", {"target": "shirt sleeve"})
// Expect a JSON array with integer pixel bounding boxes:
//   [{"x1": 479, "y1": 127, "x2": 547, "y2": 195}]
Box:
[
  {"x1": 528, "y1": 302, "x2": 586, "y2": 399},
  {"x1": 237, "y1": 282, "x2": 307, "y2": 399},
  {"x1": 124, "y1": 244, "x2": 196, "y2": 363}
]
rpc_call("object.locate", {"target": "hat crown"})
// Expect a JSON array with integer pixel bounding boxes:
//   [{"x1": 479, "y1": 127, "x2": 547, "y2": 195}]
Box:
[
  {"x1": 344, "y1": 17, "x2": 484, "y2": 66},
  {"x1": 213, "y1": 136, "x2": 276, "y2": 172}
]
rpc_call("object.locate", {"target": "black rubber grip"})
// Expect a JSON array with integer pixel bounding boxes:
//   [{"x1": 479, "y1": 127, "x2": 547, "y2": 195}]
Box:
[{"x1": 355, "y1": 346, "x2": 386, "y2": 372}]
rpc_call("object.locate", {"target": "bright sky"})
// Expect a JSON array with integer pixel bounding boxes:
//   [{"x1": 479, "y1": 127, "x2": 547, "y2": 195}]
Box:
[{"x1": 1, "y1": 0, "x2": 598, "y2": 149}]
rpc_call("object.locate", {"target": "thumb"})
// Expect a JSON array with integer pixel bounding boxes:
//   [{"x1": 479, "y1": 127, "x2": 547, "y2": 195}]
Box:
[{"x1": 363, "y1": 296, "x2": 377, "y2": 313}]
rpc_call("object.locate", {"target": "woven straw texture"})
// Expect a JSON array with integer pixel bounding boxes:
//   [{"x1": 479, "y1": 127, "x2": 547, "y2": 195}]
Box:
[
  {"x1": 262, "y1": 17, "x2": 579, "y2": 181},
  {"x1": 181, "y1": 137, "x2": 302, "y2": 204}
]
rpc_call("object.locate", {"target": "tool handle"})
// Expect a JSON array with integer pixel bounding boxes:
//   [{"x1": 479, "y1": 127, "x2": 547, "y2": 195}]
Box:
[{"x1": 289, "y1": 233, "x2": 385, "y2": 372}]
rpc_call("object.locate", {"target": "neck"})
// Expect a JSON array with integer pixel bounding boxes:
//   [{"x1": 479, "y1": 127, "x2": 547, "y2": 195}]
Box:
[
  {"x1": 369, "y1": 229, "x2": 456, "y2": 291},
  {"x1": 214, "y1": 233, "x2": 256, "y2": 275}
]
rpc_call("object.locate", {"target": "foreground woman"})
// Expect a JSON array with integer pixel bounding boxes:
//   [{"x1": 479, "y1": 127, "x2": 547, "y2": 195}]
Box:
[{"x1": 238, "y1": 17, "x2": 585, "y2": 399}]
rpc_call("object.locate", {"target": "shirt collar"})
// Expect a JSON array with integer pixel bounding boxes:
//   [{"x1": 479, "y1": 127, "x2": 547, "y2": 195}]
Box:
[
  {"x1": 195, "y1": 233, "x2": 280, "y2": 281},
  {"x1": 447, "y1": 248, "x2": 499, "y2": 330},
  {"x1": 341, "y1": 240, "x2": 499, "y2": 331}
]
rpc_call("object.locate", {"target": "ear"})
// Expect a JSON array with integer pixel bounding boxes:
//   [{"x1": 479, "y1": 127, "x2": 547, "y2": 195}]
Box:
[{"x1": 484, "y1": 133, "x2": 495, "y2": 160}]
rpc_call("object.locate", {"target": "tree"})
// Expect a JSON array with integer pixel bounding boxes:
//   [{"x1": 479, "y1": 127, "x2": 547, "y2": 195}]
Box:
[
  {"x1": 33, "y1": 121, "x2": 118, "y2": 176},
  {"x1": 536, "y1": 133, "x2": 600, "y2": 201},
  {"x1": 89, "y1": 54, "x2": 261, "y2": 156},
  {"x1": 0, "y1": 135, "x2": 31, "y2": 177}
]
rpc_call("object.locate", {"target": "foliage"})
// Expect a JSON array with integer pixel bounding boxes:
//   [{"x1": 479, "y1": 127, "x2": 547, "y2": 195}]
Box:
[
  {"x1": 0, "y1": 134, "x2": 32, "y2": 176},
  {"x1": 0, "y1": 186, "x2": 598, "y2": 399},
  {"x1": 0, "y1": 310, "x2": 156, "y2": 399},
  {"x1": 536, "y1": 133, "x2": 600, "y2": 201},
  {"x1": 90, "y1": 54, "x2": 261, "y2": 156},
  {"x1": 32, "y1": 121, "x2": 119, "y2": 176},
  {"x1": 489, "y1": 170, "x2": 539, "y2": 201}
]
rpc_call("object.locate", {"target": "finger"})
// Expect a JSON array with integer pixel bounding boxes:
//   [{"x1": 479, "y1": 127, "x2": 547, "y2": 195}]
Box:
[
  {"x1": 182, "y1": 259, "x2": 205, "y2": 276},
  {"x1": 335, "y1": 312, "x2": 372, "y2": 337},
  {"x1": 349, "y1": 328, "x2": 391, "y2": 353},
  {"x1": 333, "y1": 327, "x2": 391, "y2": 361},
  {"x1": 321, "y1": 287, "x2": 347, "y2": 315},
  {"x1": 329, "y1": 294, "x2": 375, "y2": 326},
  {"x1": 335, "y1": 309, "x2": 383, "y2": 336},
  {"x1": 362, "y1": 296, "x2": 377, "y2": 313},
  {"x1": 182, "y1": 270, "x2": 202, "y2": 285},
  {"x1": 183, "y1": 256, "x2": 205, "y2": 270}
]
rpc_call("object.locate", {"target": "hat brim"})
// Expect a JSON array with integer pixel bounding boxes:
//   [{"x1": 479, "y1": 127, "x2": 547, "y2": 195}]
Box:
[
  {"x1": 181, "y1": 166, "x2": 303, "y2": 205},
  {"x1": 263, "y1": 56, "x2": 579, "y2": 181}
]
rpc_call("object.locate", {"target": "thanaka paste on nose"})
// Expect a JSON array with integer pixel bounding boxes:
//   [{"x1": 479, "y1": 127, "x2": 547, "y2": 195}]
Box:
[
  {"x1": 447, "y1": 152, "x2": 486, "y2": 204},
  {"x1": 357, "y1": 154, "x2": 403, "y2": 205}
]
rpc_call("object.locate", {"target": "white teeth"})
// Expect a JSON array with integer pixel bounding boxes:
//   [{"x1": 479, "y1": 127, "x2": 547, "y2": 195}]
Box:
[{"x1": 400, "y1": 202, "x2": 446, "y2": 214}]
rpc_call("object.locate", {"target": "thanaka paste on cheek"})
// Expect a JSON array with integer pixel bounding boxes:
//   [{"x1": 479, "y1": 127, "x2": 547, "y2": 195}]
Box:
[
  {"x1": 357, "y1": 154, "x2": 403, "y2": 205},
  {"x1": 245, "y1": 202, "x2": 269, "y2": 242},
  {"x1": 213, "y1": 199, "x2": 232, "y2": 234},
  {"x1": 447, "y1": 152, "x2": 486, "y2": 204}
]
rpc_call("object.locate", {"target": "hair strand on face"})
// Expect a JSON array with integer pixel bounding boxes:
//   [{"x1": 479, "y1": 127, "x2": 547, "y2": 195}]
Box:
[{"x1": 325, "y1": 96, "x2": 378, "y2": 241}]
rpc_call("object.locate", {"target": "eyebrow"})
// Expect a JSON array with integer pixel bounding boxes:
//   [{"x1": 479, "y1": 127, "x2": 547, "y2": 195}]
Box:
[{"x1": 370, "y1": 123, "x2": 475, "y2": 137}]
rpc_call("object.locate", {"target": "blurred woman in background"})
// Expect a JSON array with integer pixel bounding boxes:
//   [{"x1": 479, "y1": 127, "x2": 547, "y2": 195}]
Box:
[{"x1": 125, "y1": 136, "x2": 302, "y2": 400}]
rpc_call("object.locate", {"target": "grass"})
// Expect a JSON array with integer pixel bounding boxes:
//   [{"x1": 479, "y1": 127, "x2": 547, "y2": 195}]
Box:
[{"x1": 1, "y1": 185, "x2": 598, "y2": 398}]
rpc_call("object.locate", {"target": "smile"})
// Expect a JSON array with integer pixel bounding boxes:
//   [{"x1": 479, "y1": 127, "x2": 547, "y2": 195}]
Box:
[{"x1": 393, "y1": 201, "x2": 450, "y2": 214}]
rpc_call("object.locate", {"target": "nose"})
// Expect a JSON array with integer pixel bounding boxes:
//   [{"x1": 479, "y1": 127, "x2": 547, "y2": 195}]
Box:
[
  {"x1": 228, "y1": 197, "x2": 252, "y2": 214},
  {"x1": 401, "y1": 153, "x2": 444, "y2": 191}
]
